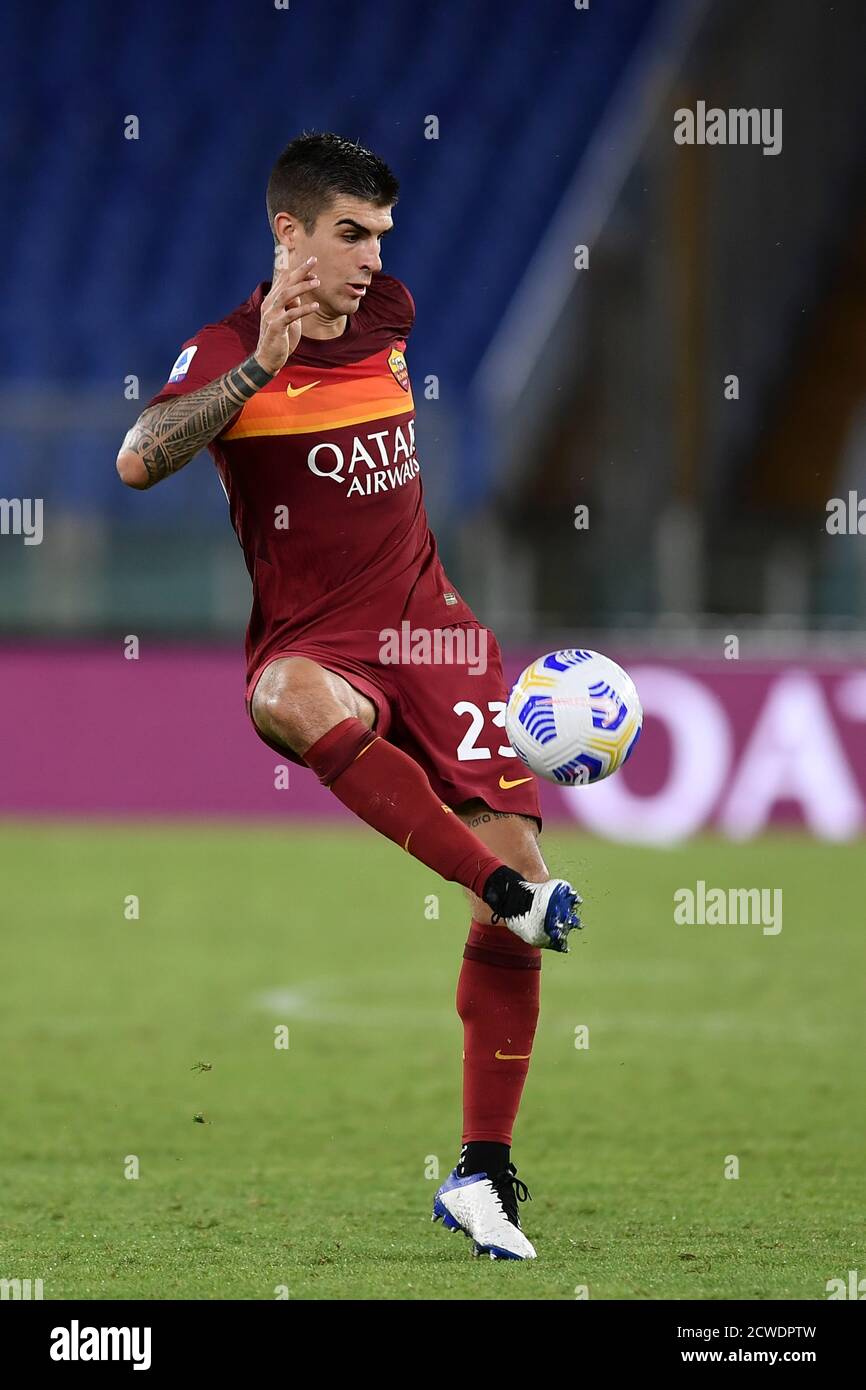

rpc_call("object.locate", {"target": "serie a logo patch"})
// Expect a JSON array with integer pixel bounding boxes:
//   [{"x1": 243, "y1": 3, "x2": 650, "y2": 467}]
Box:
[
  {"x1": 388, "y1": 346, "x2": 409, "y2": 391},
  {"x1": 168, "y1": 345, "x2": 198, "y2": 383}
]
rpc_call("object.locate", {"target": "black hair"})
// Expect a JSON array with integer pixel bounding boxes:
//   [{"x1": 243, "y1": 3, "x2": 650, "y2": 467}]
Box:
[{"x1": 266, "y1": 131, "x2": 399, "y2": 236}]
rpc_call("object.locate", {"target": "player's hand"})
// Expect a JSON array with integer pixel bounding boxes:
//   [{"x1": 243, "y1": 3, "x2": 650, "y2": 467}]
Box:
[{"x1": 254, "y1": 258, "x2": 320, "y2": 375}]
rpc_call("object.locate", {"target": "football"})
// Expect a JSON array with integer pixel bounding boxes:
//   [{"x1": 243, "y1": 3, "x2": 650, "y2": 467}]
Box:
[{"x1": 505, "y1": 649, "x2": 643, "y2": 786}]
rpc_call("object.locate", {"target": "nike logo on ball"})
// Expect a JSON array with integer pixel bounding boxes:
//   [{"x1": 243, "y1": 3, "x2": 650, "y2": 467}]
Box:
[
  {"x1": 286, "y1": 380, "x2": 320, "y2": 398},
  {"x1": 498, "y1": 774, "x2": 534, "y2": 789}
]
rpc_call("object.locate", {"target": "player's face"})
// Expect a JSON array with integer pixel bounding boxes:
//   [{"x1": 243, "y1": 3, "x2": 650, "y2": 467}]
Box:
[{"x1": 298, "y1": 196, "x2": 394, "y2": 316}]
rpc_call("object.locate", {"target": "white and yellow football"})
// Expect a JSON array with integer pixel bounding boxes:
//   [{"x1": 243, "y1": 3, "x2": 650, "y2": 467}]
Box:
[{"x1": 505, "y1": 649, "x2": 642, "y2": 786}]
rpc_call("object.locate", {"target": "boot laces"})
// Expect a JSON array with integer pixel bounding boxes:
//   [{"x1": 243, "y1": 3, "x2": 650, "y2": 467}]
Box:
[{"x1": 491, "y1": 1162, "x2": 532, "y2": 1227}]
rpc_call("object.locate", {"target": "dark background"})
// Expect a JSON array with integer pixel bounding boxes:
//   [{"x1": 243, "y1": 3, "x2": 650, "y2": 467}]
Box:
[{"x1": 1, "y1": 0, "x2": 866, "y2": 647}]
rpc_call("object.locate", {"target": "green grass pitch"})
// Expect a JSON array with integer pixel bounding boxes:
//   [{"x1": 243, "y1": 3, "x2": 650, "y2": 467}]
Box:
[{"x1": 1, "y1": 822, "x2": 863, "y2": 1300}]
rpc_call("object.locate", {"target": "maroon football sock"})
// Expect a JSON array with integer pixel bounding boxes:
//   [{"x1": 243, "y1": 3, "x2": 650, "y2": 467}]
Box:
[
  {"x1": 457, "y1": 917, "x2": 541, "y2": 1145},
  {"x1": 303, "y1": 717, "x2": 506, "y2": 897}
]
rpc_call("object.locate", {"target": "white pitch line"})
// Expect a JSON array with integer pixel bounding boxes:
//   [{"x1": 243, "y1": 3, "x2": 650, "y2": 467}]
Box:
[{"x1": 249, "y1": 982, "x2": 455, "y2": 1030}]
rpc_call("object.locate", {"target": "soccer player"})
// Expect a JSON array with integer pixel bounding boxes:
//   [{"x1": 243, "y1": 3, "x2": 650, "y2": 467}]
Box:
[{"x1": 116, "y1": 133, "x2": 582, "y2": 1261}]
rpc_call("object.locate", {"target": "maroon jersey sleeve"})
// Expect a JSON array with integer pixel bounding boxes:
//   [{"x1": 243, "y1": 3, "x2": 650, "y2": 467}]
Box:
[{"x1": 146, "y1": 323, "x2": 248, "y2": 411}]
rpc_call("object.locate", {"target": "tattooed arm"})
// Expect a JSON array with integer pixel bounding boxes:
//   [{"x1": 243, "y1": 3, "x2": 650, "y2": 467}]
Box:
[
  {"x1": 116, "y1": 258, "x2": 321, "y2": 489},
  {"x1": 116, "y1": 357, "x2": 274, "y2": 489}
]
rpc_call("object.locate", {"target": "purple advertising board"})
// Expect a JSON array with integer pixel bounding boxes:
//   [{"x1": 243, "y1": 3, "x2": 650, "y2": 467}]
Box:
[{"x1": 3, "y1": 644, "x2": 866, "y2": 840}]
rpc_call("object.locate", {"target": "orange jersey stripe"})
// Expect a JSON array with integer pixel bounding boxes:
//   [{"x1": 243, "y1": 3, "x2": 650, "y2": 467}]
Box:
[{"x1": 224, "y1": 368, "x2": 414, "y2": 441}]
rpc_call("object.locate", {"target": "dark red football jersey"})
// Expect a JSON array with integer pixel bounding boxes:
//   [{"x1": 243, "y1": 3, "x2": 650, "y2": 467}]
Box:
[{"x1": 148, "y1": 274, "x2": 475, "y2": 682}]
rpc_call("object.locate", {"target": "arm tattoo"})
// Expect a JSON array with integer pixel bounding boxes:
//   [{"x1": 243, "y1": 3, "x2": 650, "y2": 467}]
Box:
[{"x1": 121, "y1": 355, "x2": 274, "y2": 486}]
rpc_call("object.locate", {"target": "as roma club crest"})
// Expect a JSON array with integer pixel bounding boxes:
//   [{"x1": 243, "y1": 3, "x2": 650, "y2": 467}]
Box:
[{"x1": 388, "y1": 346, "x2": 409, "y2": 391}]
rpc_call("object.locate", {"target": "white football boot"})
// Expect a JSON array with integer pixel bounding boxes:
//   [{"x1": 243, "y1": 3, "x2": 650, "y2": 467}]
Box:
[
  {"x1": 432, "y1": 1162, "x2": 536, "y2": 1260},
  {"x1": 485, "y1": 869, "x2": 583, "y2": 953}
]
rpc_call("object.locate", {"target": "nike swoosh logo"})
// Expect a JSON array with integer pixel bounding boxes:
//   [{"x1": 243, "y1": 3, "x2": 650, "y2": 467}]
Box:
[
  {"x1": 495, "y1": 1049, "x2": 531, "y2": 1060},
  {"x1": 499, "y1": 774, "x2": 534, "y2": 789},
  {"x1": 286, "y1": 380, "x2": 320, "y2": 398}
]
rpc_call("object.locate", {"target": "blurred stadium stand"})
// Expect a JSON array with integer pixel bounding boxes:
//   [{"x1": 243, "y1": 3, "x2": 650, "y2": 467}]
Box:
[
  {"x1": 470, "y1": 0, "x2": 866, "y2": 640},
  {"x1": 1, "y1": 0, "x2": 866, "y2": 644}
]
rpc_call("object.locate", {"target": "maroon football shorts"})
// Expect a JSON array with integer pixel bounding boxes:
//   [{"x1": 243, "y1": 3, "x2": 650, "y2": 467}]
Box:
[{"x1": 245, "y1": 617, "x2": 542, "y2": 827}]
